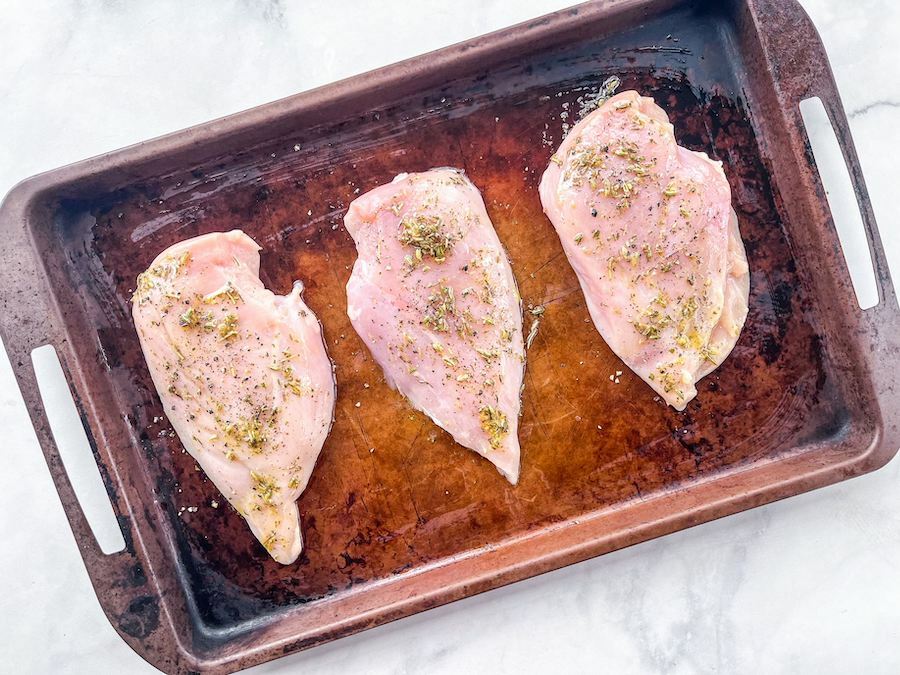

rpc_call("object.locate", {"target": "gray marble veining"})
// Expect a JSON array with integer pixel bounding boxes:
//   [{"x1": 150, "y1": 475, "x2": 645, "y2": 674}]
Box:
[{"x1": 0, "y1": 1, "x2": 898, "y2": 673}]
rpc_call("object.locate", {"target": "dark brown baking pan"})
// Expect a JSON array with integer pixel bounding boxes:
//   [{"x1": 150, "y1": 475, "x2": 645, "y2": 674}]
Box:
[{"x1": 1, "y1": 0, "x2": 897, "y2": 671}]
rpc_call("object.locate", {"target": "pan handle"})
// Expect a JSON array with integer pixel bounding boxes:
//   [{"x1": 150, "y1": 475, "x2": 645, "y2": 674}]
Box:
[
  {"x1": 30, "y1": 343, "x2": 127, "y2": 555},
  {"x1": 746, "y1": 0, "x2": 900, "y2": 470},
  {"x1": 0, "y1": 177, "x2": 181, "y2": 672},
  {"x1": 0, "y1": 182, "x2": 120, "y2": 564},
  {"x1": 746, "y1": 0, "x2": 897, "y2": 312},
  {"x1": 809, "y1": 87, "x2": 897, "y2": 313}
]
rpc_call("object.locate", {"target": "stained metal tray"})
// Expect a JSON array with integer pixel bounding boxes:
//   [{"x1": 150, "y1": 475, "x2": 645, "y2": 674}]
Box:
[{"x1": 1, "y1": 0, "x2": 897, "y2": 672}]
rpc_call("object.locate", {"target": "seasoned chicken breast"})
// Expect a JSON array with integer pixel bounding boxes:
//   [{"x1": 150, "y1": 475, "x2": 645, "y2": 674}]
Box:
[
  {"x1": 345, "y1": 168, "x2": 525, "y2": 483},
  {"x1": 132, "y1": 230, "x2": 335, "y2": 564},
  {"x1": 539, "y1": 90, "x2": 749, "y2": 410}
]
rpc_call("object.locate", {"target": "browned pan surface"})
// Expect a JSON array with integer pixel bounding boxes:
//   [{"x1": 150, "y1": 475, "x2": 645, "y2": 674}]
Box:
[{"x1": 1, "y1": 0, "x2": 897, "y2": 672}]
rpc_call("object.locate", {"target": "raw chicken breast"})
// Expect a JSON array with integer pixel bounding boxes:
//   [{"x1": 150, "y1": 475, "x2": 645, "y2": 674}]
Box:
[
  {"x1": 345, "y1": 169, "x2": 525, "y2": 483},
  {"x1": 539, "y1": 90, "x2": 749, "y2": 410},
  {"x1": 132, "y1": 230, "x2": 335, "y2": 563}
]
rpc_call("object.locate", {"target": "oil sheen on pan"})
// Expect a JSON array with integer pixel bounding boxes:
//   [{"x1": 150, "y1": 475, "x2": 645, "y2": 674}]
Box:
[
  {"x1": 132, "y1": 230, "x2": 336, "y2": 564},
  {"x1": 540, "y1": 90, "x2": 750, "y2": 410}
]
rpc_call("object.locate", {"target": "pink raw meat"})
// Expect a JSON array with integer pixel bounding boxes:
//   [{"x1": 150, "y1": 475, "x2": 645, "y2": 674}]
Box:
[
  {"x1": 132, "y1": 230, "x2": 335, "y2": 563},
  {"x1": 345, "y1": 168, "x2": 525, "y2": 483},
  {"x1": 540, "y1": 90, "x2": 749, "y2": 410}
]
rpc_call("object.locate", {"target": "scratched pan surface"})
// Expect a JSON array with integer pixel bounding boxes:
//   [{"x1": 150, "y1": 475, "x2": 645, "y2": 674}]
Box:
[{"x1": 1, "y1": 0, "x2": 898, "y2": 672}]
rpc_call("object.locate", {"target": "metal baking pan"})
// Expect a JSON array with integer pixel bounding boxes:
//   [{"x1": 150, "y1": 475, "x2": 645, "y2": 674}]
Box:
[{"x1": 1, "y1": 0, "x2": 897, "y2": 671}]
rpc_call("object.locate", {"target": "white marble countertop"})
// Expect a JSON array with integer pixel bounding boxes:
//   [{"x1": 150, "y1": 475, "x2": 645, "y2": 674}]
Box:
[{"x1": 1, "y1": 1, "x2": 898, "y2": 672}]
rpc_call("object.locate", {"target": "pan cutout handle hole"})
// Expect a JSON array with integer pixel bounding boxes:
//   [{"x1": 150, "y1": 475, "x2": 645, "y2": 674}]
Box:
[
  {"x1": 799, "y1": 96, "x2": 879, "y2": 310},
  {"x1": 31, "y1": 345, "x2": 125, "y2": 554}
]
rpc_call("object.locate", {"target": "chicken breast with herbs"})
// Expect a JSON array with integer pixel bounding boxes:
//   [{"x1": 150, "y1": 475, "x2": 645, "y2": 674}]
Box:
[
  {"x1": 132, "y1": 230, "x2": 335, "y2": 564},
  {"x1": 345, "y1": 168, "x2": 525, "y2": 483},
  {"x1": 539, "y1": 90, "x2": 749, "y2": 410}
]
